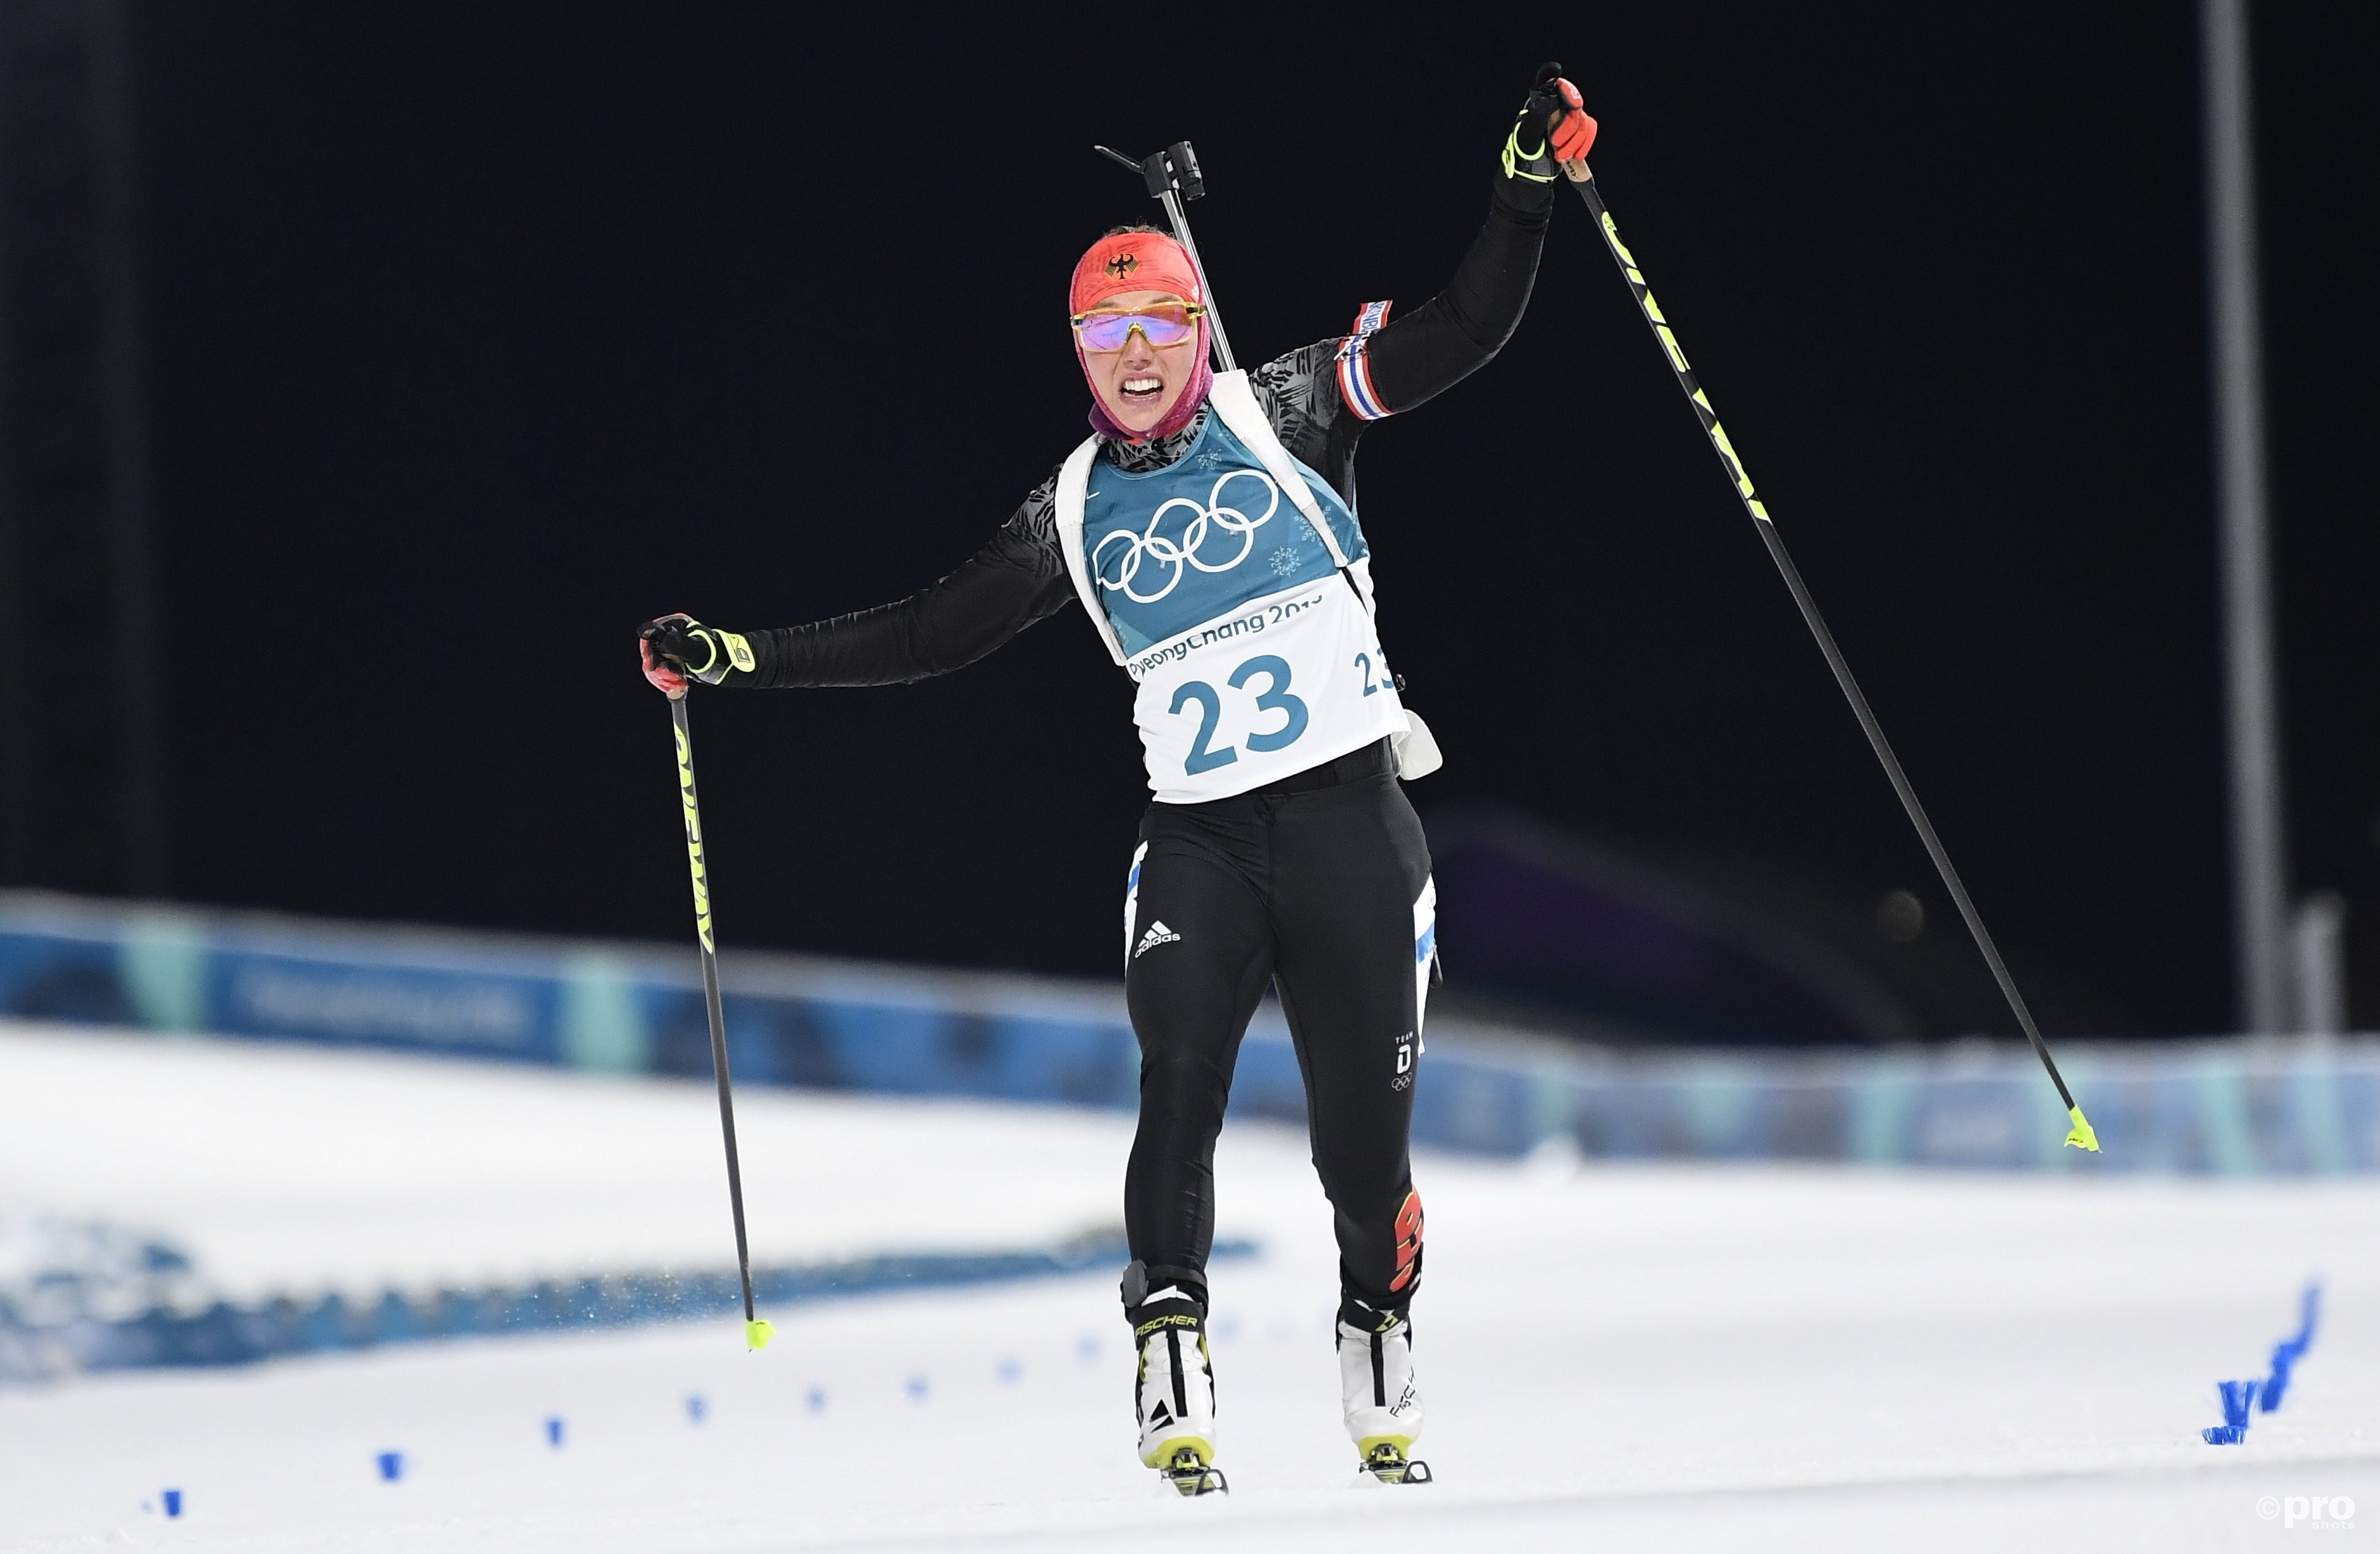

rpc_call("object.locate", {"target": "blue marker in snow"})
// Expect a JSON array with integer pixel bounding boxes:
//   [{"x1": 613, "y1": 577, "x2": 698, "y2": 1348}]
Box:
[
  {"x1": 377, "y1": 1451, "x2": 404, "y2": 1481},
  {"x1": 2259, "y1": 1283, "x2": 2320, "y2": 1413},
  {"x1": 687, "y1": 1393, "x2": 707, "y2": 1424},
  {"x1": 545, "y1": 1416, "x2": 564, "y2": 1448},
  {"x1": 162, "y1": 1489, "x2": 183, "y2": 1518},
  {"x1": 2202, "y1": 1379, "x2": 2257, "y2": 1445}
]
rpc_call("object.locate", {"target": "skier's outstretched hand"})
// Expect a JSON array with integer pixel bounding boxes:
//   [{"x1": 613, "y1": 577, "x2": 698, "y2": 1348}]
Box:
[
  {"x1": 640, "y1": 613, "x2": 752, "y2": 695},
  {"x1": 1526, "y1": 63, "x2": 1598, "y2": 166}
]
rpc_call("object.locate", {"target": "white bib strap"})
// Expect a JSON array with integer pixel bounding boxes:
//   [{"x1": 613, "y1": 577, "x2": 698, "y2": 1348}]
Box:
[
  {"x1": 1206, "y1": 371, "x2": 1374, "y2": 615},
  {"x1": 1053, "y1": 434, "x2": 1127, "y2": 666}
]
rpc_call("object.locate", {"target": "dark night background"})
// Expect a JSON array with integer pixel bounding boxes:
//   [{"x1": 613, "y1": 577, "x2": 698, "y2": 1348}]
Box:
[{"x1": 30, "y1": 3, "x2": 2377, "y2": 1037}]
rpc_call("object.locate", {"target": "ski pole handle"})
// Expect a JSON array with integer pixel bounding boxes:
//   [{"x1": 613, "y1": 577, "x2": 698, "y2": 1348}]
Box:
[{"x1": 1528, "y1": 61, "x2": 1598, "y2": 178}]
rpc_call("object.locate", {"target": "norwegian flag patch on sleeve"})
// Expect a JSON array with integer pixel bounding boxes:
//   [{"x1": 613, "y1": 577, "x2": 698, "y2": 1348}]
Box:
[{"x1": 1334, "y1": 299, "x2": 1394, "y2": 421}]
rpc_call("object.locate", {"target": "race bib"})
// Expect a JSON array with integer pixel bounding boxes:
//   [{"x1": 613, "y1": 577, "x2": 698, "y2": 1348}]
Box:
[{"x1": 1126, "y1": 572, "x2": 1405, "y2": 803}]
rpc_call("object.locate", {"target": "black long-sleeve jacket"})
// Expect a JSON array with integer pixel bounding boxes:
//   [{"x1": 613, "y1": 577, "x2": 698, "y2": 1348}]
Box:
[{"x1": 730, "y1": 165, "x2": 1555, "y2": 690}]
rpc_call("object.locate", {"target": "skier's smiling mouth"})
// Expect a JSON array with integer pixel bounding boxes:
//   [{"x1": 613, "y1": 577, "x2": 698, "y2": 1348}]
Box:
[{"x1": 1119, "y1": 375, "x2": 1166, "y2": 402}]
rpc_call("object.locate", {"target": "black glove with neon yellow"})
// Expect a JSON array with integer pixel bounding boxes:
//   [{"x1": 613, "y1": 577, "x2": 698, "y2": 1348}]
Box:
[{"x1": 639, "y1": 613, "x2": 755, "y2": 695}]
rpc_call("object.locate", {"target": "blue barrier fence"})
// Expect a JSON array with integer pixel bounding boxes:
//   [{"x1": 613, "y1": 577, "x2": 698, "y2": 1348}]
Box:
[{"x1": 4, "y1": 890, "x2": 2376, "y2": 1174}]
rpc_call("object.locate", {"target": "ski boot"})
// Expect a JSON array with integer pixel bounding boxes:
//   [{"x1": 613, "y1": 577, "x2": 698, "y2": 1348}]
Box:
[
  {"x1": 1338, "y1": 1297, "x2": 1431, "y2": 1484},
  {"x1": 1131, "y1": 1283, "x2": 1225, "y2": 1496}
]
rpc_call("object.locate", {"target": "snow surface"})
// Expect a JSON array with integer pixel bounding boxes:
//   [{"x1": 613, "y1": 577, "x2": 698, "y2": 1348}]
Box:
[
  {"x1": 4, "y1": 1021, "x2": 2379, "y2": 1551},
  {"x1": 0, "y1": 1024, "x2": 1148, "y2": 1300}
]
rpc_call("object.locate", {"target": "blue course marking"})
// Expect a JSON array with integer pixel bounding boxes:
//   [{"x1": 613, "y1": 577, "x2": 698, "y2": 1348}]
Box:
[
  {"x1": 2, "y1": 1234, "x2": 1260, "y2": 1379},
  {"x1": 2258, "y1": 1282, "x2": 2321, "y2": 1412},
  {"x1": 2202, "y1": 1281, "x2": 2320, "y2": 1445}
]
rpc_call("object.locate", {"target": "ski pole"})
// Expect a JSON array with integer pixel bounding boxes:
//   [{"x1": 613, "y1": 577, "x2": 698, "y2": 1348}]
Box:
[
  {"x1": 1559, "y1": 158, "x2": 2098, "y2": 1152},
  {"x1": 667, "y1": 690, "x2": 776, "y2": 1343}
]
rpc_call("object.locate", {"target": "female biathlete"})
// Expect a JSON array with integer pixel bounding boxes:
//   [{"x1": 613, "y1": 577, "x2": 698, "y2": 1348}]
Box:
[{"x1": 640, "y1": 68, "x2": 1596, "y2": 1490}]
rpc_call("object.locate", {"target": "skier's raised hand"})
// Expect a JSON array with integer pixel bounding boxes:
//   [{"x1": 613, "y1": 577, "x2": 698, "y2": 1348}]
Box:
[
  {"x1": 640, "y1": 613, "x2": 752, "y2": 695},
  {"x1": 1526, "y1": 63, "x2": 1598, "y2": 167}
]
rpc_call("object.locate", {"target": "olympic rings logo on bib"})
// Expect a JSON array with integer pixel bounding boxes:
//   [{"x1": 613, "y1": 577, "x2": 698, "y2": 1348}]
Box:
[{"x1": 1092, "y1": 469, "x2": 1280, "y2": 604}]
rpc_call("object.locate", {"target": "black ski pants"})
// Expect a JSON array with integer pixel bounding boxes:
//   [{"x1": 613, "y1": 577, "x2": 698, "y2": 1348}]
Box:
[{"x1": 1121, "y1": 738, "x2": 1433, "y2": 1316}]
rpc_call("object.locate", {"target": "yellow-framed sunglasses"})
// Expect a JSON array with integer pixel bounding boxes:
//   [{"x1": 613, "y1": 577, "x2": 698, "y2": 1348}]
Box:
[{"x1": 1069, "y1": 301, "x2": 1206, "y2": 352}]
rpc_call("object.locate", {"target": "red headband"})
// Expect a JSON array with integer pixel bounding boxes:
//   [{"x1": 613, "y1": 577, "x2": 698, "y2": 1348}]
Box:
[{"x1": 1070, "y1": 229, "x2": 1204, "y2": 315}]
